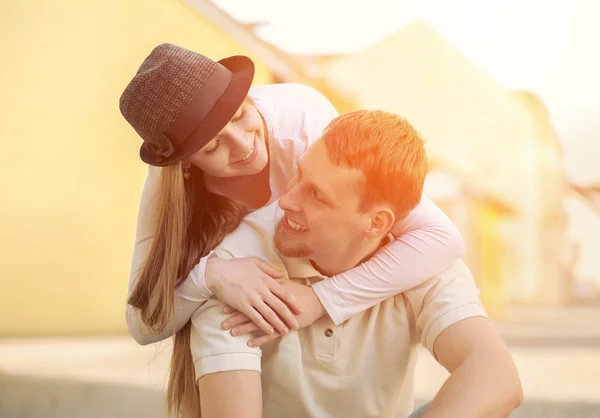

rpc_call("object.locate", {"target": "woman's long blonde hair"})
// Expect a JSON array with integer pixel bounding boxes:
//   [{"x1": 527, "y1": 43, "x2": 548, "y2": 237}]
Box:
[{"x1": 128, "y1": 162, "x2": 247, "y2": 417}]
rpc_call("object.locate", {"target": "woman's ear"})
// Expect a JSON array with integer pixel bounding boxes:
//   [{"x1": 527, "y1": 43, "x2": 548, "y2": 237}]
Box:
[
  {"x1": 181, "y1": 158, "x2": 192, "y2": 169},
  {"x1": 365, "y1": 207, "x2": 396, "y2": 239}
]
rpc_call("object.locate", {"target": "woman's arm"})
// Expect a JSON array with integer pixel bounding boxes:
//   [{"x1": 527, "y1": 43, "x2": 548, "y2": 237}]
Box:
[
  {"x1": 128, "y1": 231, "x2": 301, "y2": 345},
  {"x1": 312, "y1": 196, "x2": 465, "y2": 325},
  {"x1": 126, "y1": 168, "x2": 302, "y2": 344},
  {"x1": 126, "y1": 167, "x2": 214, "y2": 344},
  {"x1": 127, "y1": 257, "x2": 213, "y2": 345}
]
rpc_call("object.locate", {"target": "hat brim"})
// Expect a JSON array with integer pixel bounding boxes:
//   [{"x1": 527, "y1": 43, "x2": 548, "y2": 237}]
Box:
[{"x1": 151, "y1": 55, "x2": 255, "y2": 167}]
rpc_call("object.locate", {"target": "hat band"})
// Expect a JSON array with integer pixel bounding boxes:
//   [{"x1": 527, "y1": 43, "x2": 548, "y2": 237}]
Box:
[{"x1": 162, "y1": 62, "x2": 233, "y2": 148}]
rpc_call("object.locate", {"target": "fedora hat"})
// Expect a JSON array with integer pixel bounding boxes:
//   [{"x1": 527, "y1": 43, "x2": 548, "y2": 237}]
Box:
[{"x1": 119, "y1": 43, "x2": 255, "y2": 166}]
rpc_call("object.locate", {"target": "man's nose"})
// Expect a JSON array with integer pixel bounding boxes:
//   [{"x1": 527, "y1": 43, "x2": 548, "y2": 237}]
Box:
[{"x1": 279, "y1": 184, "x2": 302, "y2": 213}]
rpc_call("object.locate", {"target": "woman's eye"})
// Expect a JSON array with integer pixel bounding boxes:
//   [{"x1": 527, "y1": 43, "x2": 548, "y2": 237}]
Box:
[
  {"x1": 205, "y1": 139, "x2": 220, "y2": 156},
  {"x1": 232, "y1": 110, "x2": 246, "y2": 123}
]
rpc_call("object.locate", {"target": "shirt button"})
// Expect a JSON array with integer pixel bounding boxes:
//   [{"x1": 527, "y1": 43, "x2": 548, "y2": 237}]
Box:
[{"x1": 324, "y1": 328, "x2": 334, "y2": 337}]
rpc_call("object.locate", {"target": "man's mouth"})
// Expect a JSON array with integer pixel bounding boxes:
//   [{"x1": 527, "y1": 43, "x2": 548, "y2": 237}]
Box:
[{"x1": 284, "y1": 216, "x2": 309, "y2": 232}]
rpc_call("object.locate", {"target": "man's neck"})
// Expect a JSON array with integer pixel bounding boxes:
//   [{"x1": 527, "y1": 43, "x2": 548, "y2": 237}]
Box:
[{"x1": 310, "y1": 236, "x2": 389, "y2": 277}]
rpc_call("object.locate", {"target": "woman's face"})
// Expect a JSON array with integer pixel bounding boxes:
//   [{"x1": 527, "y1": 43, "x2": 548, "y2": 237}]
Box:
[{"x1": 186, "y1": 100, "x2": 268, "y2": 178}]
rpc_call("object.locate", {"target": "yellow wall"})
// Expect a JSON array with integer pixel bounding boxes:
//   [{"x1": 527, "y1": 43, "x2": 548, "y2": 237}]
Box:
[{"x1": 0, "y1": 1, "x2": 274, "y2": 336}]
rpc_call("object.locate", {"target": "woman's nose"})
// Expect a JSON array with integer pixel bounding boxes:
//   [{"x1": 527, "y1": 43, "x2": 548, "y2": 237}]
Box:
[{"x1": 221, "y1": 124, "x2": 251, "y2": 154}]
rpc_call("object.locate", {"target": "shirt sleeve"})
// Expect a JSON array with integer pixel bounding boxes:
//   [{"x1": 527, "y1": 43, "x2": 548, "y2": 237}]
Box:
[
  {"x1": 190, "y1": 296, "x2": 262, "y2": 382},
  {"x1": 126, "y1": 166, "x2": 214, "y2": 345},
  {"x1": 311, "y1": 196, "x2": 466, "y2": 326},
  {"x1": 403, "y1": 260, "x2": 488, "y2": 357}
]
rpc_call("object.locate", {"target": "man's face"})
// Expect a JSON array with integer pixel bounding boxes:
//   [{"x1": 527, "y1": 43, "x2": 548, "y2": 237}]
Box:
[{"x1": 274, "y1": 140, "x2": 371, "y2": 269}]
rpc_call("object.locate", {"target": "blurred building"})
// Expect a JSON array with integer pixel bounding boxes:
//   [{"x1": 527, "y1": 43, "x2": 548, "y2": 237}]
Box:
[
  {"x1": 512, "y1": 92, "x2": 568, "y2": 306},
  {"x1": 423, "y1": 165, "x2": 515, "y2": 318},
  {"x1": 564, "y1": 183, "x2": 600, "y2": 301},
  {"x1": 312, "y1": 21, "x2": 569, "y2": 315},
  {"x1": 182, "y1": 1, "x2": 355, "y2": 111}
]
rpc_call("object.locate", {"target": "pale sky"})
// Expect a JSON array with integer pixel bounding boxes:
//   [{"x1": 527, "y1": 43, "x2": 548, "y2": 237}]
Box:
[{"x1": 213, "y1": 0, "x2": 600, "y2": 185}]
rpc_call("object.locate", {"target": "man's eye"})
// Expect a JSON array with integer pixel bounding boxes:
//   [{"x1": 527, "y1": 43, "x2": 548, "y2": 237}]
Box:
[{"x1": 311, "y1": 188, "x2": 325, "y2": 203}]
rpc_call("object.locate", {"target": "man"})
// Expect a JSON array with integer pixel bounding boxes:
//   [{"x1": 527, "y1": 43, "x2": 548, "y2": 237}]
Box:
[{"x1": 191, "y1": 110, "x2": 523, "y2": 417}]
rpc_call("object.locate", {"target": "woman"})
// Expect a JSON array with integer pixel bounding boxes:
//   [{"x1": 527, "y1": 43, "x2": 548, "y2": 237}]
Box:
[{"x1": 120, "y1": 43, "x2": 463, "y2": 417}]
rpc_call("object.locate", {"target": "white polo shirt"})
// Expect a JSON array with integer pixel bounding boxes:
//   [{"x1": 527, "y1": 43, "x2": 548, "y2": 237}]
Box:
[{"x1": 190, "y1": 203, "x2": 488, "y2": 418}]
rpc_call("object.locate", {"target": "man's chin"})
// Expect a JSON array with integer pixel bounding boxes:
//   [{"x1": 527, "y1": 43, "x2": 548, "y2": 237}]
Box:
[
  {"x1": 274, "y1": 227, "x2": 313, "y2": 258},
  {"x1": 276, "y1": 243, "x2": 313, "y2": 258}
]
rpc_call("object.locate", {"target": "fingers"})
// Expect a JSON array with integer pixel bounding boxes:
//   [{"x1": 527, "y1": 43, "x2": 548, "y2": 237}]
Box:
[
  {"x1": 239, "y1": 306, "x2": 274, "y2": 335},
  {"x1": 270, "y1": 282, "x2": 304, "y2": 315},
  {"x1": 248, "y1": 332, "x2": 281, "y2": 348},
  {"x1": 223, "y1": 305, "x2": 236, "y2": 314},
  {"x1": 263, "y1": 292, "x2": 299, "y2": 330},
  {"x1": 231, "y1": 321, "x2": 260, "y2": 336},
  {"x1": 253, "y1": 300, "x2": 288, "y2": 335},
  {"x1": 253, "y1": 258, "x2": 287, "y2": 279},
  {"x1": 221, "y1": 312, "x2": 250, "y2": 330}
]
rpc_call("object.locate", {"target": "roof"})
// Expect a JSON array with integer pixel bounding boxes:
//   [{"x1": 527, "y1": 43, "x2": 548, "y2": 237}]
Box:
[
  {"x1": 569, "y1": 183, "x2": 600, "y2": 215},
  {"x1": 320, "y1": 20, "x2": 533, "y2": 210},
  {"x1": 512, "y1": 91, "x2": 563, "y2": 152},
  {"x1": 182, "y1": 0, "x2": 357, "y2": 111},
  {"x1": 183, "y1": 0, "x2": 308, "y2": 81}
]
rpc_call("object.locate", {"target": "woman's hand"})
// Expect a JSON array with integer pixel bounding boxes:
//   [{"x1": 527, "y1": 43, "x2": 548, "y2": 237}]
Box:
[
  {"x1": 221, "y1": 279, "x2": 327, "y2": 347},
  {"x1": 205, "y1": 257, "x2": 303, "y2": 335}
]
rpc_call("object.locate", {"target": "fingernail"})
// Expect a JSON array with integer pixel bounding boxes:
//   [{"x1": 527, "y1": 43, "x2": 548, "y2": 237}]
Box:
[
  {"x1": 281, "y1": 327, "x2": 288, "y2": 334},
  {"x1": 293, "y1": 322, "x2": 299, "y2": 330},
  {"x1": 268, "y1": 327, "x2": 274, "y2": 334},
  {"x1": 223, "y1": 322, "x2": 229, "y2": 328},
  {"x1": 248, "y1": 342, "x2": 255, "y2": 347},
  {"x1": 231, "y1": 330, "x2": 238, "y2": 336}
]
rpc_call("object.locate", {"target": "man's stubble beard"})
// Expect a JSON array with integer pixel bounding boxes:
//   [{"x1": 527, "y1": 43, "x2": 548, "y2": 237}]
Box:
[{"x1": 274, "y1": 220, "x2": 314, "y2": 258}]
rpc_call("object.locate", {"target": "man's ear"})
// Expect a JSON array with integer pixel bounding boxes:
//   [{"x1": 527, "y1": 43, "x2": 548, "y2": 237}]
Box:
[{"x1": 365, "y1": 207, "x2": 395, "y2": 239}]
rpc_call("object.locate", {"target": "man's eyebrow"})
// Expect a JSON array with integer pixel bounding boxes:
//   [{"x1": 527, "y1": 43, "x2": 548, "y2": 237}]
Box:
[
  {"x1": 317, "y1": 183, "x2": 335, "y2": 205},
  {"x1": 297, "y1": 162, "x2": 336, "y2": 206}
]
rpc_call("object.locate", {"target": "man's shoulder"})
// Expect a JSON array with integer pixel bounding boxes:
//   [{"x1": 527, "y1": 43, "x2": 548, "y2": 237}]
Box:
[
  {"x1": 214, "y1": 202, "x2": 283, "y2": 263},
  {"x1": 432, "y1": 259, "x2": 474, "y2": 284},
  {"x1": 401, "y1": 260, "x2": 481, "y2": 312},
  {"x1": 243, "y1": 201, "x2": 283, "y2": 235},
  {"x1": 408, "y1": 260, "x2": 488, "y2": 354}
]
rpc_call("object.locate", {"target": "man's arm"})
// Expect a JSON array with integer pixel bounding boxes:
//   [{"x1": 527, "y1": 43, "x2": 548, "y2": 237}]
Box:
[
  {"x1": 190, "y1": 297, "x2": 263, "y2": 418},
  {"x1": 423, "y1": 317, "x2": 523, "y2": 418}
]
